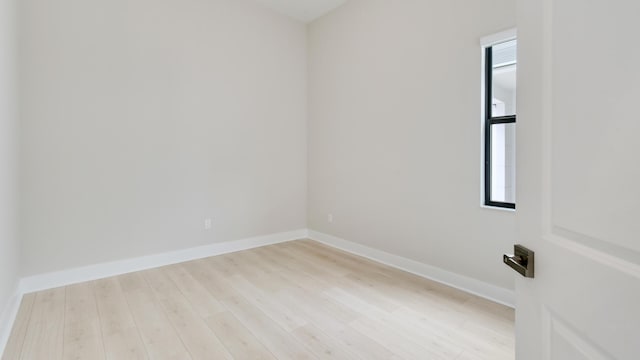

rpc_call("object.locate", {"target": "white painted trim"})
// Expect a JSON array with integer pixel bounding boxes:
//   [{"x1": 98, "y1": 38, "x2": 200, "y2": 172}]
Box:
[
  {"x1": 19, "y1": 229, "x2": 308, "y2": 294},
  {"x1": 480, "y1": 27, "x2": 517, "y2": 47},
  {"x1": 308, "y1": 230, "x2": 515, "y2": 308},
  {"x1": 1, "y1": 228, "x2": 308, "y2": 356},
  {"x1": 2, "y1": 227, "x2": 513, "y2": 357},
  {"x1": 480, "y1": 204, "x2": 516, "y2": 213},
  {"x1": 0, "y1": 286, "x2": 22, "y2": 356}
]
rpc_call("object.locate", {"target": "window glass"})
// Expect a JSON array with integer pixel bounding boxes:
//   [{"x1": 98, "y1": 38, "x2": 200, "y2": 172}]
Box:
[
  {"x1": 491, "y1": 40, "x2": 517, "y2": 117},
  {"x1": 484, "y1": 38, "x2": 517, "y2": 209},
  {"x1": 490, "y1": 123, "x2": 516, "y2": 204}
]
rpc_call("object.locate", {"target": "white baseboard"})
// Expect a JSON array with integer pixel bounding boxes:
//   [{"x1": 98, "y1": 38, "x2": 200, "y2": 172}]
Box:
[
  {"x1": 2, "y1": 227, "x2": 513, "y2": 357},
  {"x1": 19, "y1": 228, "x2": 309, "y2": 295},
  {"x1": 1, "y1": 228, "x2": 308, "y2": 356},
  {"x1": 0, "y1": 285, "x2": 22, "y2": 357},
  {"x1": 308, "y1": 230, "x2": 515, "y2": 308}
]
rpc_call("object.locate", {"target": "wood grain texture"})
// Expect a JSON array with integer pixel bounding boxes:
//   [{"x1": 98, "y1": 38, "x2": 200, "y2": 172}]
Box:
[
  {"x1": 3, "y1": 240, "x2": 514, "y2": 359},
  {"x1": 1, "y1": 294, "x2": 36, "y2": 360},
  {"x1": 92, "y1": 277, "x2": 148, "y2": 360},
  {"x1": 62, "y1": 283, "x2": 105, "y2": 360},
  {"x1": 19, "y1": 288, "x2": 66, "y2": 360}
]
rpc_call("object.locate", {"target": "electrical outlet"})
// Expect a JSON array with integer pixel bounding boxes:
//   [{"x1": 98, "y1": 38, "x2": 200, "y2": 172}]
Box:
[
  {"x1": 328, "y1": 214, "x2": 333, "y2": 223},
  {"x1": 204, "y1": 218, "x2": 212, "y2": 230}
]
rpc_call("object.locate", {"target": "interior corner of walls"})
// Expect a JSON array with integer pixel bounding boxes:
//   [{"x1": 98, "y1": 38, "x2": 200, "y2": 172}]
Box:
[
  {"x1": 18, "y1": 228, "x2": 309, "y2": 295},
  {"x1": 307, "y1": 230, "x2": 515, "y2": 308},
  {"x1": 18, "y1": 0, "x2": 309, "y2": 289}
]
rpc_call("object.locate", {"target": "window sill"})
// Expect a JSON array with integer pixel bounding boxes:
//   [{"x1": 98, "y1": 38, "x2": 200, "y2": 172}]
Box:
[{"x1": 481, "y1": 204, "x2": 516, "y2": 213}]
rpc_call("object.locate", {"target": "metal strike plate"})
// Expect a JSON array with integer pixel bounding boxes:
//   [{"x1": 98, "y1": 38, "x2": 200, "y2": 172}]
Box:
[{"x1": 503, "y1": 244, "x2": 535, "y2": 278}]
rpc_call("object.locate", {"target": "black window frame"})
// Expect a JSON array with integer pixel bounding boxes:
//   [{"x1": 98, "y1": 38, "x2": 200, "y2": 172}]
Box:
[{"x1": 484, "y1": 45, "x2": 516, "y2": 209}]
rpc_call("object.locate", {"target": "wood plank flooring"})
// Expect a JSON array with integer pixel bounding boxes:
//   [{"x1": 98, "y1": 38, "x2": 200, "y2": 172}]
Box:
[{"x1": 2, "y1": 240, "x2": 515, "y2": 360}]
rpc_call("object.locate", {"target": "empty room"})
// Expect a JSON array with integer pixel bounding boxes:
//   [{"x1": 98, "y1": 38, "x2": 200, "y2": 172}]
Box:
[{"x1": 1, "y1": 0, "x2": 638, "y2": 359}]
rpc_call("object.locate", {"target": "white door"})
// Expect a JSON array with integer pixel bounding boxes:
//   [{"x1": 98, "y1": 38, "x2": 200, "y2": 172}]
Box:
[{"x1": 515, "y1": 0, "x2": 640, "y2": 359}]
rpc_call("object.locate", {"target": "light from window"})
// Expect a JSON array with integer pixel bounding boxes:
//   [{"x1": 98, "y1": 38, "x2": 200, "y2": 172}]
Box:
[{"x1": 485, "y1": 39, "x2": 516, "y2": 209}]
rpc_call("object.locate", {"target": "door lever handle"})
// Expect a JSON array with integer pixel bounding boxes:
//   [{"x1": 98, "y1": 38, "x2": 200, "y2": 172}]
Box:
[{"x1": 504, "y1": 244, "x2": 534, "y2": 278}]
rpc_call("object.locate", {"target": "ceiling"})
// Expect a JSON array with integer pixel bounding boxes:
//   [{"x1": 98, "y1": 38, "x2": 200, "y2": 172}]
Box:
[{"x1": 252, "y1": 0, "x2": 347, "y2": 22}]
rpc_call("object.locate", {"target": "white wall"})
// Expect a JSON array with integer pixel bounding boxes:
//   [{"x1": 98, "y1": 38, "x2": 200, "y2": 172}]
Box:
[
  {"x1": 308, "y1": 0, "x2": 517, "y2": 290},
  {"x1": 0, "y1": 0, "x2": 20, "y2": 341},
  {"x1": 19, "y1": 0, "x2": 308, "y2": 276}
]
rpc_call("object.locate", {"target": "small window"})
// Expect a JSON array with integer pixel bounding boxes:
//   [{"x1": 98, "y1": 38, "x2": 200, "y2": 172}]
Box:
[{"x1": 484, "y1": 39, "x2": 516, "y2": 209}]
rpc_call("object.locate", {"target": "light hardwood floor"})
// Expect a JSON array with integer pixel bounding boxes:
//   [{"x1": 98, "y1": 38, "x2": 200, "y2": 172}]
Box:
[{"x1": 2, "y1": 240, "x2": 515, "y2": 360}]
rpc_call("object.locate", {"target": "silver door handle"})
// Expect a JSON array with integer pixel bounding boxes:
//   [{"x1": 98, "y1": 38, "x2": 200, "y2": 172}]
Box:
[{"x1": 504, "y1": 244, "x2": 535, "y2": 278}]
